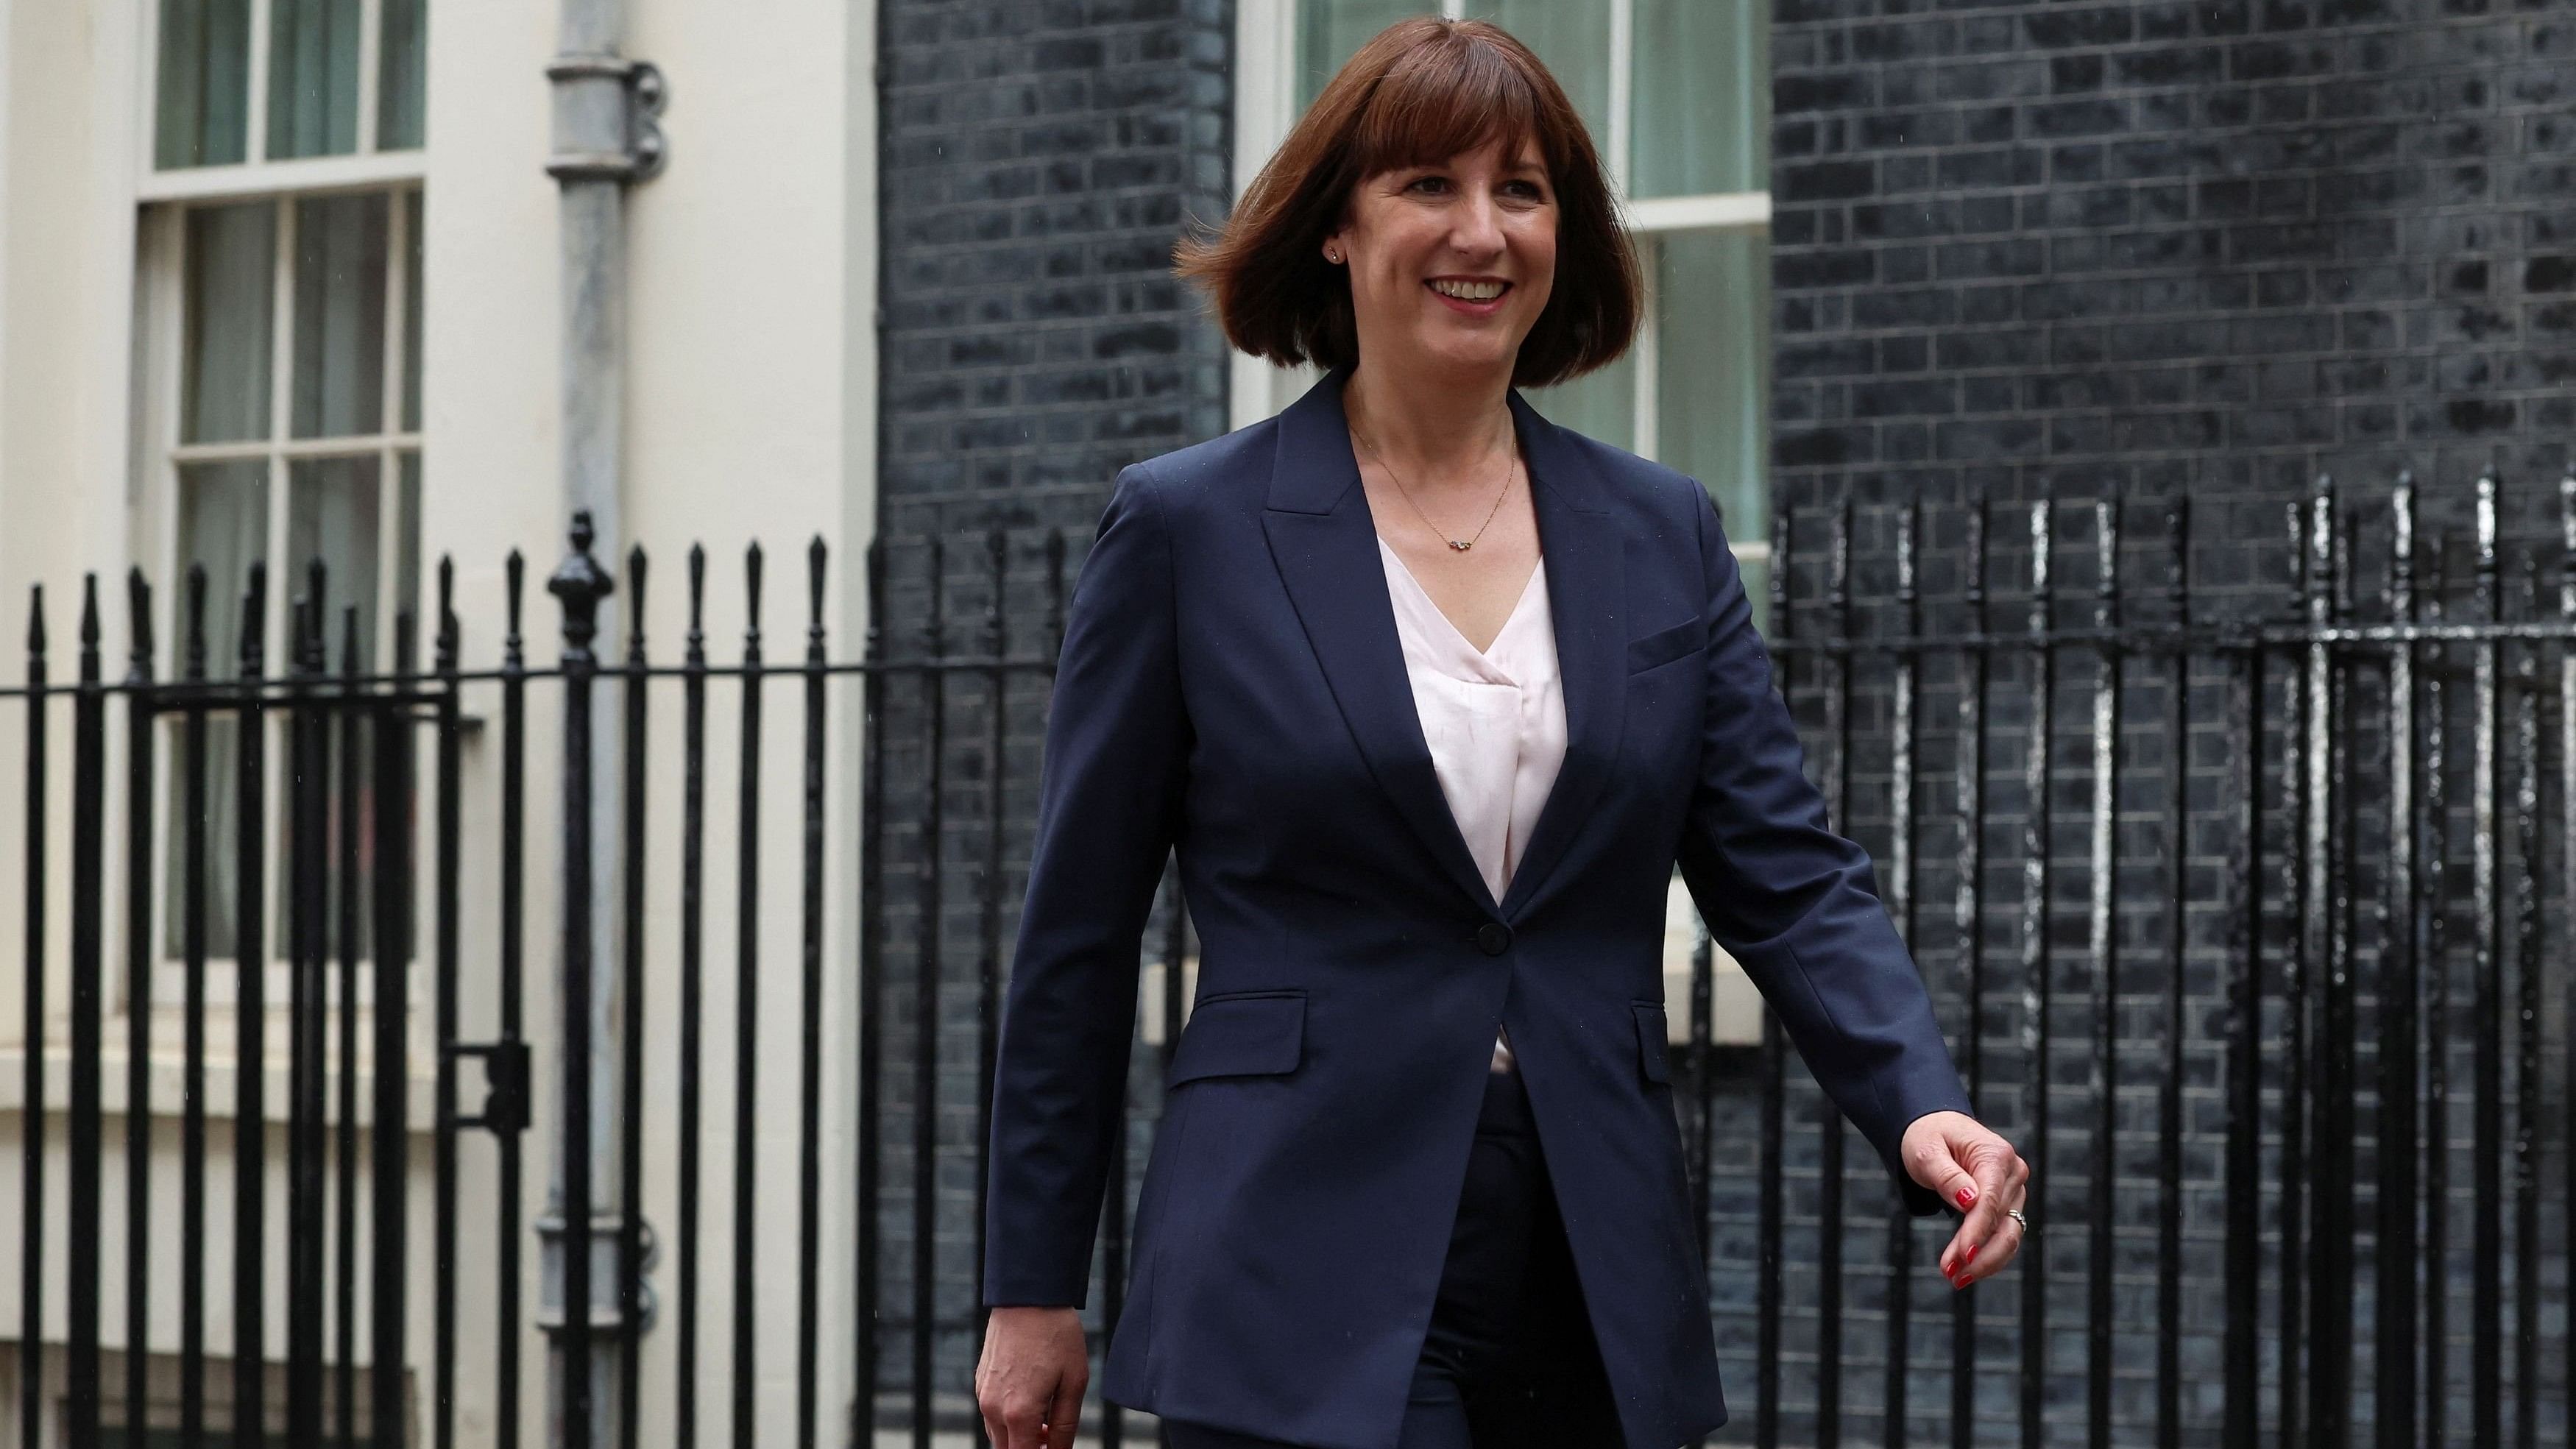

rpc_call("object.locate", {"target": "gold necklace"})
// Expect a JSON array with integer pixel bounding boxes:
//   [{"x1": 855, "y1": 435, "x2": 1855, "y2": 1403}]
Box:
[{"x1": 1351, "y1": 417, "x2": 1516, "y2": 552}]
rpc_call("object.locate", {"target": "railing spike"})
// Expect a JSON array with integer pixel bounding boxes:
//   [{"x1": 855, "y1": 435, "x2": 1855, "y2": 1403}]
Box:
[
  {"x1": 186, "y1": 564, "x2": 209, "y2": 679},
  {"x1": 628, "y1": 545, "x2": 651, "y2": 648},
  {"x1": 809, "y1": 536, "x2": 829, "y2": 633},
  {"x1": 547, "y1": 509, "x2": 617, "y2": 665},
  {"x1": 505, "y1": 548, "x2": 526, "y2": 649},
  {"x1": 127, "y1": 568, "x2": 155, "y2": 677},
  {"x1": 687, "y1": 543, "x2": 707, "y2": 640}
]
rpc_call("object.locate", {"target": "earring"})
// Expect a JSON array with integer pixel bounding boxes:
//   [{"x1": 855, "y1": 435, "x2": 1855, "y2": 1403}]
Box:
[{"x1": 1326, "y1": 248, "x2": 1340, "y2": 263}]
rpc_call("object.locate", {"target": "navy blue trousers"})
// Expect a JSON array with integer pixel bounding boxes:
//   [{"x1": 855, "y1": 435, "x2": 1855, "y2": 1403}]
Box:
[{"x1": 1162, "y1": 1066, "x2": 1626, "y2": 1449}]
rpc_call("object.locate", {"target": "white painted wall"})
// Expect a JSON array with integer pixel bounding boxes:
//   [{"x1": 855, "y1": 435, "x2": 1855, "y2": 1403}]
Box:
[{"x1": 0, "y1": 0, "x2": 880, "y2": 1444}]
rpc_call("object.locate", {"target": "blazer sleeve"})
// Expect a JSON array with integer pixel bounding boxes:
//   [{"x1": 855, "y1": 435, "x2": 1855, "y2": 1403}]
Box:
[
  {"x1": 1671, "y1": 483, "x2": 1975, "y2": 1219},
  {"x1": 982, "y1": 464, "x2": 1189, "y2": 1307}
]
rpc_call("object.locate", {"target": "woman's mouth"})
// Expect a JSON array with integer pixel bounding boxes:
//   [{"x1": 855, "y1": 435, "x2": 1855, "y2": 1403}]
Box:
[{"x1": 1426, "y1": 279, "x2": 1511, "y2": 316}]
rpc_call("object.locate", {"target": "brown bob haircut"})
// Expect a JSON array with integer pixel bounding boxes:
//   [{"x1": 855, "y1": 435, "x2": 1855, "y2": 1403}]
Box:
[{"x1": 1173, "y1": 18, "x2": 1643, "y2": 390}]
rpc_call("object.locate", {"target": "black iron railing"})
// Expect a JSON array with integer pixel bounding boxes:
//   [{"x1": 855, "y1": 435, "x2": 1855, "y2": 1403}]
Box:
[
  {"x1": 1741, "y1": 471, "x2": 2575, "y2": 1448},
  {"x1": 7, "y1": 473, "x2": 2573, "y2": 1449}
]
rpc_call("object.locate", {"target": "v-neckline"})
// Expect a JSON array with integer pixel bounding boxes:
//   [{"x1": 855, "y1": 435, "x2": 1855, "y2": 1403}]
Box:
[{"x1": 1375, "y1": 534, "x2": 1545, "y2": 665}]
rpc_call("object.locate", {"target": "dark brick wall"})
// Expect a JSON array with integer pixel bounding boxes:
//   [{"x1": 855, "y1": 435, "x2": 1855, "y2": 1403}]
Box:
[
  {"x1": 871, "y1": 0, "x2": 1234, "y2": 1417},
  {"x1": 1769, "y1": 0, "x2": 2574, "y2": 561},
  {"x1": 1751, "y1": 2, "x2": 2575, "y2": 1445},
  {"x1": 877, "y1": 0, "x2": 1235, "y2": 543}
]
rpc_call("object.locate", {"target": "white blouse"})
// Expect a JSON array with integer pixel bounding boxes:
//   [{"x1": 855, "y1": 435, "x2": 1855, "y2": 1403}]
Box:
[{"x1": 1376, "y1": 535, "x2": 1568, "y2": 1073}]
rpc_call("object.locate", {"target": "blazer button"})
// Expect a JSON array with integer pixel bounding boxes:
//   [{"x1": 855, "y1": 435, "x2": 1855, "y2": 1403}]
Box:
[{"x1": 1475, "y1": 921, "x2": 1512, "y2": 956}]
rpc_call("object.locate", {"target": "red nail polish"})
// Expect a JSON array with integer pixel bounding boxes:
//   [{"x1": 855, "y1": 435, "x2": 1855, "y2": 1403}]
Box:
[
  {"x1": 1965, "y1": 1242, "x2": 1978, "y2": 1264},
  {"x1": 1956, "y1": 1188, "x2": 1975, "y2": 1208}
]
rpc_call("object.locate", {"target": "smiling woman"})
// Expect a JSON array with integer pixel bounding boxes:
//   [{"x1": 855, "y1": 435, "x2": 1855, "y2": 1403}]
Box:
[{"x1": 974, "y1": 17, "x2": 2027, "y2": 1449}]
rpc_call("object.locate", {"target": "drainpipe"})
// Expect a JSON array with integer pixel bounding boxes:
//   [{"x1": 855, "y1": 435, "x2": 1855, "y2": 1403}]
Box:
[{"x1": 542, "y1": 2, "x2": 665, "y2": 1446}]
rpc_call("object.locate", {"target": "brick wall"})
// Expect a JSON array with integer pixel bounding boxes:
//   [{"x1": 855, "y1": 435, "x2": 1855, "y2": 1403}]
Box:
[
  {"x1": 871, "y1": 0, "x2": 1234, "y2": 1414},
  {"x1": 1748, "y1": 1, "x2": 2575, "y2": 1443}
]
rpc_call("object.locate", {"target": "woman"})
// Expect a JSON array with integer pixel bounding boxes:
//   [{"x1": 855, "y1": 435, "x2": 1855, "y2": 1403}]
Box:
[{"x1": 976, "y1": 18, "x2": 2029, "y2": 1449}]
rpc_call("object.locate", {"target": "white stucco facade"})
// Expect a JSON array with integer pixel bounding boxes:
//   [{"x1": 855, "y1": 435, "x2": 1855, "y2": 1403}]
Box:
[{"x1": 0, "y1": 1, "x2": 880, "y2": 1443}]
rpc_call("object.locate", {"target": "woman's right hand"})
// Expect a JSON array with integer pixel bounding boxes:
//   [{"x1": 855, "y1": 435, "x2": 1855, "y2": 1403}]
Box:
[{"x1": 975, "y1": 1305, "x2": 1090, "y2": 1449}]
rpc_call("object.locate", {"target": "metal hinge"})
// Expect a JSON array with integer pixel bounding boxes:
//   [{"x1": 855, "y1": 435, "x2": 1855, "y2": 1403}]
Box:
[{"x1": 545, "y1": 54, "x2": 669, "y2": 183}]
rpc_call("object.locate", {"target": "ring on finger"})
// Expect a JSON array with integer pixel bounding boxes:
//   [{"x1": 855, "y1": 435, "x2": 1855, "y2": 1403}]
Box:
[{"x1": 2004, "y1": 1206, "x2": 2031, "y2": 1236}]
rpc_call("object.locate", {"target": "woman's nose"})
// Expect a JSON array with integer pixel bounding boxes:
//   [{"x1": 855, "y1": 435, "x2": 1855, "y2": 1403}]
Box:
[{"x1": 1451, "y1": 188, "x2": 1507, "y2": 254}]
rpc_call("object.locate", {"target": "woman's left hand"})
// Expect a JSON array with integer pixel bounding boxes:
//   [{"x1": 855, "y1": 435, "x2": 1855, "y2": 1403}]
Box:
[{"x1": 1900, "y1": 1110, "x2": 2030, "y2": 1290}]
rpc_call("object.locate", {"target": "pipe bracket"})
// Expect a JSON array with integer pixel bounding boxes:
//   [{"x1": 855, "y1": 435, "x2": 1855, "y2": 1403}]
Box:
[{"x1": 546, "y1": 54, "x2": 668, "y2": 183}]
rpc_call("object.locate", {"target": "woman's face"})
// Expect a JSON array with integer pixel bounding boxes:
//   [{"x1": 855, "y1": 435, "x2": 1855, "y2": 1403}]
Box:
[{"x1": 1325, "y1": 132, "x2": 1557, "y2": 380}]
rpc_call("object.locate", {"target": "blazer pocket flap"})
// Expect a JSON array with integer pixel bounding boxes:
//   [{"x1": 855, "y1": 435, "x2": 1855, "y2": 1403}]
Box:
[
  {"x1": 1167, "y1": 992, "x2": 1306, "y2": 1088},
  {"x1": 1626, "y1": 617, "x2": 1702, "y2": 675},
  {"x1": 1631, "y1": 1001, "x2": 1672, "y2": 1084}
]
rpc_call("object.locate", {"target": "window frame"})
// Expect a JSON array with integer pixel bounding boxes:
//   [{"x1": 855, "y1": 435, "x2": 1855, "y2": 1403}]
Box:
[
  {"x1": 133, "y1": 0, "x2": 428, "y2": 1002},
  {"x1": 139, "y1": 0, "x2": 425, "y2": 197}
]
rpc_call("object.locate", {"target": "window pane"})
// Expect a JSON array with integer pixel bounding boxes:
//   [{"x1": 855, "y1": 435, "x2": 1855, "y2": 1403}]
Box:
[
  {"x1": 280, "y1": 456, "x2": 406, "y2": 962},
  {"x1": 155, "y1": 0, "x2": 252, "y2": 169},
  {"x1": 291, "y1": 193, "x2": 389, "y2": 439},
  {"x1": 166, "y1": 460, "x2": 269, "y2": 960},
  {"x1": 394, "y1": 450, "x2": 422, "y2": 636},
  {"x1": 378, "y1": 0, "x2": 427, "y2": 150},
  {"x1": 1655, "y1": 228, "x2": 1769, "y2": 546},
  {"x1": 267, "y1": 0, "x2": 363, "y2": 160},
  {"x1": 1632, "y1": 0, "x2": 1768, "y2": 197},
  {"x1": 286, "y1": 455, "x2": 383, "y2": 673},
  {"x1": 1521, "y1": 348, "x2": 1632, "y2": 452},
  {"x1": 401, "y1": 192, "x2": 423, "y2": 433},
  {"x1": 182, "y1": 202, "x2": 277, "y2": 444},
  {"x1": 1462, "y1": 1, "x2": 1610, "y2": 161},
  {"x1": 1295, "y1": 0, "x2": 1430, "y2": 114}
]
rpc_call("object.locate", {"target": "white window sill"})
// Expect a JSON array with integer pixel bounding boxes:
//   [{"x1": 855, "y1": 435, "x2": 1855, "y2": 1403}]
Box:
[{"x1": 0, "y1": 1041, "x2": 440, "y2": 1134}]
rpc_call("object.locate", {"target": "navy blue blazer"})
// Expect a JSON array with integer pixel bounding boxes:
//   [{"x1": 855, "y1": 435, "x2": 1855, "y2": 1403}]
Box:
[{"x1": 982, "y1": 362, "x2": 1975, "y2": 1449}]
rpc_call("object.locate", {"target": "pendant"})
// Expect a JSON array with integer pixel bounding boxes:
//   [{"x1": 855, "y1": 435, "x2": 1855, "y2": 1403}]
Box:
[{"x1": 1448, "y1": 539, "x2": 1472, "y2": 550}]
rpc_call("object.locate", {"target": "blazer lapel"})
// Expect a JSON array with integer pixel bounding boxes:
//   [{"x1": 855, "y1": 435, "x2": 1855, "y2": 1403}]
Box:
[
  {"x1": 1493, "y1": 386, "x2": 1623, "y2": 921},
  {"x1": 1259, "y1": 365, "x2": 1627, "y2": 925},
  {"x1": 1262, "y1": 364, "x2": 1500, "y2": 916}
]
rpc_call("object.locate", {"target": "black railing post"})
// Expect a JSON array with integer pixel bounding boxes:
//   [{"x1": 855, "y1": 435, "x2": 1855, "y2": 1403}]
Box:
[
  {"x1": 619, "y1": 545, "x2": 651, "y2": 1449},
  {"x1": 1756, "y1": 506, "x2": 1788, "y2": 1449},
  {"x1": 67, "y1": 575, "x2": 103, "y2": 1449},
  {"x1": 2375, "y1": 482, "x2": 2419, "y2": 1449},
  {"x1": 21, "y1": 585, "x2": 46, "y2": 1449},
  {"x1": 679, "y1": 545, "x2": 710, "y2": 1449},
  {"x1": 121, "y1": 570, "x2": 156, "y2": 1449},
  {"x1": 1816, "y1": 497, "x2": 1851, "y2": 1449},
  {"x1": 797, "y1": 539, "x2": 829, "y2": 1449},
  {"x1": 732, "y1": 541, "x2": 765, "y2": 1449},
  {"x1": 546, "y1": 511, "x2": 620, "y2": 1449},
  {"x1": 2560, "y1": 472, "x2": 2576, "y2": 1443},
  {"x1": 2472, "y1": 476, "x2": 2502, "y2": 1449},
  {"x1": 500, "y1": 550, "x2": 531, "y2": 1449},
  {"x1": 2016, "y1": 497, "x2": 2052, "y2": 1449},
  {"x1": 2084, "y1": 496, "x2": 2120, "y2": 1449},
  {"x1": 1949, "y1": 489, "x2": 1989, "y2": 1449},
  {"x1": 285, "y1": 572, "x2": 331, "y2": 1449},
  {"x1": 375, "y1": 606, "x2": 419, "y2": 1449},
  {"x1": 233, "y1": 561, "x2": 269, "y2": 1449},
  {"x1": 434, "y1": 556, "x2": 465, "y2": 1449},
  {"x1": 334, "y1": 602, "x2": 365, "y2": 1449},
  {"x1": 1884, "y1": 495, "x2": 1920, "y2": 1449},
  {"x1": 854, "y1": 535, "x2": 886, "y2": 1446},
  {"x1": 180, "y1": 564, "x2": 210, "y2": 1449}
]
